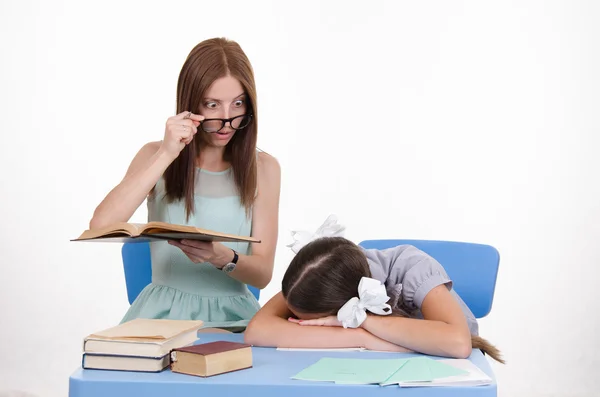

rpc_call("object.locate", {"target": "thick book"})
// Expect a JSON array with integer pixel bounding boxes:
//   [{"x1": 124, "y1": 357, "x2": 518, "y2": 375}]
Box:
[
  {"x1": 83, "y1": 318, "x2": 204, "y2": 358},
  {"x1": 82, "y1": 353, "x2": 170, "y2": 372},
  {"x1": 170, "y1": 341, "x2": 252, "y2": 377},
  {"x1": 71, "y1": 221, "x2": 261, "y2": 243}
]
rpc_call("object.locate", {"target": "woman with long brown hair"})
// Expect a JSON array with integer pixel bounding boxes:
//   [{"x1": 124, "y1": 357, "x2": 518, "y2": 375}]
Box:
[
  {"x1": 89, "y1": 38, "x2": 281, "y2": 330},
  {"x1": 245, "y1": 217, "x2": 504, "y2": 363}
]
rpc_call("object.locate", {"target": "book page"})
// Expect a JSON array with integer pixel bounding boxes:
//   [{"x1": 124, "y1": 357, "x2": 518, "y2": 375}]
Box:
[
  {"x1": 74, "y1": 222, "x2": 139, "y2": 240},
  {"x1": 142, "y1": 221, "x2": 216, "y2": 234},
  {"x1": 73, "y1": 221, "x2": 262, "y2": 243},
  {"x1": 141, "y1": 221, "x2": 261, "y2": 243},
  {"x1": 128, "y1": 223, "x2": 147, "y2": 234}
]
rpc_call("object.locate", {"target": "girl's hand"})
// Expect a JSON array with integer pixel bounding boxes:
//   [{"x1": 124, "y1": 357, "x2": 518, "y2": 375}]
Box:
[
  {"x1": 168, "y1": 239, "x2": 233, "y2": 268},
  {"x1": 288, "y1": 316, "x2": 342, "y2": 327},
  {"x1": 159, "y1": 111, "x2": 204, "y2": 160}
]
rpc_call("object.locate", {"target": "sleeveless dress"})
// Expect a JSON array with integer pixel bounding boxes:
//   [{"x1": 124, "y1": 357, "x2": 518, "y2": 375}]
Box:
[{"x1": 120, "y1": 167, "x2": 261, "y2": 330}]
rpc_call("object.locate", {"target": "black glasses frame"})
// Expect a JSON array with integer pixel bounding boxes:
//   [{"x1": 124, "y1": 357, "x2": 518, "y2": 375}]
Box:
[{"x1": 200, "y1": 113, "x2": 253, "y2": 133}]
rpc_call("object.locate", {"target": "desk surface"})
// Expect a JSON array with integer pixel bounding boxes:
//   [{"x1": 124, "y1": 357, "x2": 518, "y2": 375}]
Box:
[{"x1": 69, "y1": 333, "x2": 497, "y2": 397}]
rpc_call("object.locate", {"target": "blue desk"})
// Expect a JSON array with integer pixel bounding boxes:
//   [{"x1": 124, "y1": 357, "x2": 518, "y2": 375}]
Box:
[{"x1": 69, "y1": 333, "x2": 497, "y2": 397}]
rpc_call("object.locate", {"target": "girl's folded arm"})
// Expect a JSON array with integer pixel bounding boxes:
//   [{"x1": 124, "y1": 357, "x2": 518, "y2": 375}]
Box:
[
  {"x1": 244, "y1": 292, "x2": 408, "y2": 352},
  {"x1": 360, "y1": 285, "x2": 473, "y2": 358},
  {"x1": 244, "y1": 292, "x2": 366, "y2": 348}
]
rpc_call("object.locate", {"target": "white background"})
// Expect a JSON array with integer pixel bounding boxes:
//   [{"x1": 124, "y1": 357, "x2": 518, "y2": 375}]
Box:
[{"x1": 1, "y1": 1, "x2": 598, "y2": 396}]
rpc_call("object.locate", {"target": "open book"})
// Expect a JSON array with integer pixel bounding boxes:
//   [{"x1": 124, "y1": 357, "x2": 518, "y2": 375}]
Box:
[{"x1": 72, "y1": 221, "x2": 261, "y2": 243}]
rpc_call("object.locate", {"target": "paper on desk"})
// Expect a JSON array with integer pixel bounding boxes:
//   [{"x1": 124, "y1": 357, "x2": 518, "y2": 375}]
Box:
[
  {"x1": 276, "y1": 347, "x2": 400, "y2": 353},
  {"x1": 292, "y1": 357, "x2": 408, "y2": 384},
  {"x1": 291, "y1": 356, "x2": 479, "y2": 387},
  {"x1": 277, "y1": 347, "x2": 364, "y2": 352},
  {"x1": 381, "y1": 357, "x2": 467, "y2": 385},
  {"x1": 397, "y1": 359, "x2": 492, "y2": 387}
]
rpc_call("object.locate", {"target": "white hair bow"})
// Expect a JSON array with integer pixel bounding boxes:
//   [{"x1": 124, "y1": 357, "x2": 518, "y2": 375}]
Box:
[
  {"x1": 337, "y1": 277, "x2": 392, "y2": 328},
  {"x1": 287, "y1": 214, "x2": 346, "y2": 254}
]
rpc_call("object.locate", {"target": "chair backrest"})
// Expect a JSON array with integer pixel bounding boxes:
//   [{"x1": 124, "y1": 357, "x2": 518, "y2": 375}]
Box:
[
  {"x1": 121, "y1": 242, "x2": 260, "y2": 305},
  {"x1": 358, "y1": 239, "x2": 500, "y2": 318}
]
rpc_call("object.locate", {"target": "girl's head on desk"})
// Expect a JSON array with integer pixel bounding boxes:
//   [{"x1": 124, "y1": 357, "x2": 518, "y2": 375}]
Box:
[
  {"x1": 281, "y1": 236, "x2": 505, "y2": 364},
  {"x1": 282, "y1": 237, "x2": 373, "y2": 319}
]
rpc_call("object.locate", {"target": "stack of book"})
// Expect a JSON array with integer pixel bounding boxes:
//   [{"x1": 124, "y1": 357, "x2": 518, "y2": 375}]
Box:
[{"x1": 82, "y1": 318, "x2": 204, "y2": 372}]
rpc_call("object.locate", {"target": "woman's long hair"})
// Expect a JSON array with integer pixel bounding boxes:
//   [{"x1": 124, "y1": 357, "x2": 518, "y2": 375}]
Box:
[{"x1": 163, "y1": 37, "x2": 258, "y2": 219}]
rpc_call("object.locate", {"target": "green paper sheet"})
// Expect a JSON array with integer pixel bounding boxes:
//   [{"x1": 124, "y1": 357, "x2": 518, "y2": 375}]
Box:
[
  {"x1": 292, "y1": 358, "x2": 408, "y2": 384},
  {"x1": 381, "y1": 357, "x2": 468, "y2": 385},
  {"x1": 426, "y1": 357, "x2": 469, "y2": 379},
  {"x1": 381, "y1": 357, "x2": 433, "y2": 384},
  {"x1": 292, "y1": 356, "x2": 469, "y2": 386}
]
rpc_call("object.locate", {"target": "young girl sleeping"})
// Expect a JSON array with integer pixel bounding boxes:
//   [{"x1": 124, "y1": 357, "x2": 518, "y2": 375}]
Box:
[{"x1": 244, "y1": 217, "x2": 504, "y2": 363}]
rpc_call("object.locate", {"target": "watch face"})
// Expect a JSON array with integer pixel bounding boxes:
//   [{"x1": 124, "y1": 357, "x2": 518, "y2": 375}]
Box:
[{"x1": 223, "y1": 262, "x2": 236, "y2": 273}]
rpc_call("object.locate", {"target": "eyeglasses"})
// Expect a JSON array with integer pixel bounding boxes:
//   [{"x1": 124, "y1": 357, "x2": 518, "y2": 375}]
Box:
[{"x1": 200, "y1": 114, "x2": 253, "y2": 133}]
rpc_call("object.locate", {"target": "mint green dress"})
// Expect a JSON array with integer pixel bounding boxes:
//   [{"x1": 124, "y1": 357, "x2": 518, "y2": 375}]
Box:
[{"x1": 120, "y1": 167, "x2": 260, "y2": 330}]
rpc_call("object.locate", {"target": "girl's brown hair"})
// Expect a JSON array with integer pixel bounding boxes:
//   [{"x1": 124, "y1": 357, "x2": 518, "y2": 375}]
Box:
[
  {"x1": 282, "y1": 237, "x2": 505, "y2": 364},
  {"x1": 163, "y1": 37, "x2": 258, "y2": 219}
]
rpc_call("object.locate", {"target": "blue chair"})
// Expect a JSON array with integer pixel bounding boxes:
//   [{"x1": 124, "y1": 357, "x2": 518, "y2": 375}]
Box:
[
  {"x1": 358, "y1": 239, "x2": 500, "y2": 318},
  {"x1": 121, "y1": 241, "x2": 261, "y2": 305}
]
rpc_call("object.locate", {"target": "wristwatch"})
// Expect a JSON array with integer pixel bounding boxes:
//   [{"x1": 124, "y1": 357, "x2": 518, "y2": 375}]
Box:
[{"x1": 222, "y1": 249, "x2": 238, "y2": 274}]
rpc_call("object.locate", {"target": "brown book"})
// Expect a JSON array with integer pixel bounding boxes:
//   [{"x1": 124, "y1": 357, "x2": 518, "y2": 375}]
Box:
[
  {"x1": 71, "y1": 221, "x2": 261, "y2": 243},
  {"x1": 170, "y1": 341, "x2": 252, "y2": 377}
]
